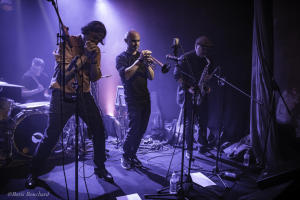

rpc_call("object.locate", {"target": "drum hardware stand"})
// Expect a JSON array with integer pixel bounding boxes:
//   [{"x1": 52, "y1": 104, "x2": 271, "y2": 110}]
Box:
[
  {"x1": 115, "y1": 107, "x2": 127, "y2": 149},
  {"x1": 114, "y1": 86, "x2": 128, "y2": 149}
]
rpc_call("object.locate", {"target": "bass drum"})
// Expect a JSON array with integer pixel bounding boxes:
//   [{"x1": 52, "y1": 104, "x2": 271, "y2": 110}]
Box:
[{"x1": 13, "y1": 111, "x2": 48, "y2": 158}]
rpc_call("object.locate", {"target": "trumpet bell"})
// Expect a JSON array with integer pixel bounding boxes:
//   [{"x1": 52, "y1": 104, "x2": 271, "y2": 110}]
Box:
[{"x1": 161, "y1": 64, "x2": 170, "y2": 73}]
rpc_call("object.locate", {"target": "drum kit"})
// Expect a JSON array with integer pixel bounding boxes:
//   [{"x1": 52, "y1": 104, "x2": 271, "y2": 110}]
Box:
[{"x1": 0, "y1": 81, "x2": 86, "y2": 166}]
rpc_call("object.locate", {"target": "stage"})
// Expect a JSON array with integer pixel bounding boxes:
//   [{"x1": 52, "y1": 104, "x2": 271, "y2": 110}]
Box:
[{"x1": 0, "y1": 136, "x2": 298, "y2": 200}]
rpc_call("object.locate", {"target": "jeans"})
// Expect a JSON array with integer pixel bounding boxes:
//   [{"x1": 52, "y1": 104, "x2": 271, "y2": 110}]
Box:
[
  {"x1": 123, "y1": 100, "x2": 151, "y2": 158},
  {"x1": 31, "y1": 89, "x2": 106, "y2": 174}
]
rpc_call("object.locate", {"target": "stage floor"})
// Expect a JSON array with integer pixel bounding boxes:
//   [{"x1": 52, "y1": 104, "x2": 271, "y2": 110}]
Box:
[{"x1": 0, "y1": 137, "x2": 298, "y2": 200}]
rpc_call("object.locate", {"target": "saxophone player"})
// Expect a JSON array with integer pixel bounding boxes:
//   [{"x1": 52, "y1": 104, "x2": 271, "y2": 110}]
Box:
[{"x1": 174, "y1": 36, "x2": 217, "y2": 158}]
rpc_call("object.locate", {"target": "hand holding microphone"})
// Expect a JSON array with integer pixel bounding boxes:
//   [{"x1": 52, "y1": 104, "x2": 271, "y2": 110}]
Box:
[{"x1": 84, "y1": 40, "x2": 100, "y2": 61}]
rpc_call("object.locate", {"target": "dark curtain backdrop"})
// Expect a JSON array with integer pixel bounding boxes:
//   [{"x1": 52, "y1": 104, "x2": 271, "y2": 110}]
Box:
[
  {"x1": 250, "y1": 0, "x2": 278, "y2": 169},
  {"x1": 250, "y1": 0, "x2": 300, "y2": 169}
]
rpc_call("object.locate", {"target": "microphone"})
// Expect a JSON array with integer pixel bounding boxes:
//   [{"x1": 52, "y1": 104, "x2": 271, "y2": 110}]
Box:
[
  {"x1": 166, "y1": 54, "x2": 181, "y2": 62},
  {"x1": 172, "y1": 38, "x2": 179, "y2": 56},
  {"x1": 173, "y1": 38, "x2": 179, "y2": 46}
]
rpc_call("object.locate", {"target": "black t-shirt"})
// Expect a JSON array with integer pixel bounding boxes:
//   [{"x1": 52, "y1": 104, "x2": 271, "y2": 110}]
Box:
[
  {"x1": 116, "y1": 51, "x2": 150, "y2": 103},
  {"x1": 21, "y1": 72, "x2": 50, "y2": 102}
]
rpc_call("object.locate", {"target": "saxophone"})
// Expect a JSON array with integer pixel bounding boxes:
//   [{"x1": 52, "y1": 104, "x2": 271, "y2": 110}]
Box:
[{"x1": 195, "y1": 56, "x2": 211, "y2": 105}]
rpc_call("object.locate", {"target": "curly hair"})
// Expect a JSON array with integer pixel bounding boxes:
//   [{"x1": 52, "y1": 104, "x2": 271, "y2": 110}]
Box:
[{"x1": 81, "y1": 21, "x2": 107, "y2": 45}]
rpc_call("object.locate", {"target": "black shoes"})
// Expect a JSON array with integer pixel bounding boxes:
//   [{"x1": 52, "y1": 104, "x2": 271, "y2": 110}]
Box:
[
  {"x1": 25, "y1": 174, "x2": 37, "y2": 189},
  {"x1": 121, "y1": 154, "x2": 143, "y2": 170},
  {"x1": 95, "y1": 167, "x2": 114, "y2": 183},
  {"x1": 131, "y1": 155, "x2": 143, "y2": 168}
]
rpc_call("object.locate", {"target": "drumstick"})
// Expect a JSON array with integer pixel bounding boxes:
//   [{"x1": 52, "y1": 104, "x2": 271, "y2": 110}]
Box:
[{"x1": 100, "y1": 75, "x2": 112, "y2": 78}]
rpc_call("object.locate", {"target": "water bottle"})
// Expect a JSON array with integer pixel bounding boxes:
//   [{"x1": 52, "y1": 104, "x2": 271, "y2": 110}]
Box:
[
  {"x1": 223, "y1": 171, "x2": 237, "y2": 180},
  {"x1": 243, "y1": 150, "x2": 250, "y2": 167},
  {"x1": 169, "y1": 171, "x2": 179, "y2": 194}
]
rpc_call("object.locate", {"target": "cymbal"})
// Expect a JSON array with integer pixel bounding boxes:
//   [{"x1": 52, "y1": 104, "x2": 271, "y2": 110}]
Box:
[{"x1": 0, "y1": 81, "x2": 24, "y2": 88}]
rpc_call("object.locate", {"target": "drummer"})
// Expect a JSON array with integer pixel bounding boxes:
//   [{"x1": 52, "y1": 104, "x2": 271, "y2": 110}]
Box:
[{"x1": 21, "y1": 57, "x2": 51, "y2": 103}]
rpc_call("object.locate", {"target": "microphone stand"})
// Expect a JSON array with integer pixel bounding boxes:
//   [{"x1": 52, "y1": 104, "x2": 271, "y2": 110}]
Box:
[
  {"x1": 208, "y1": 85, "x2": 229, "y2": 189},
  {"x1": 145, "y1": 43, "x2": 198, "y2": 200},
  {"x1": 203, "y1": 71, "x2": 262, "y2": 188},
  {"x1": 73, "y1": 64, "x2": 80, "y2": 200},
  {"x1": 213, "y1": 74, "x2": 263, "y2": 105},
  {"x1": 47, "y1": 1, "x2": 79, "y2": 200}
]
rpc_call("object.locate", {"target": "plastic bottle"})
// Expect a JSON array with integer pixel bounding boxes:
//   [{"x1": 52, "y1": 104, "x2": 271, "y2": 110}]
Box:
[
  {"x1": 243, "y1": 150, "x2": 250, "y2": 167},
  {"x1": 223, "y1": 171, "x2": 237, "y2": 179},
  {"x1": 169, "y1": 171, "x2": 179, "y2": 194}
]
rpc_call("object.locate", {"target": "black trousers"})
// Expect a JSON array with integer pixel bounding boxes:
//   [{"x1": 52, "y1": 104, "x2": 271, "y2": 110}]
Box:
[
  {"x1": 123, "y1": 100, "x2": 151, "y2": 158},
  {"x1": 31, "y1": 89, "x2": 106, "y2": 174},
  {"x1": 184, "y1": 93, "x2": 210, "y2": 152}
]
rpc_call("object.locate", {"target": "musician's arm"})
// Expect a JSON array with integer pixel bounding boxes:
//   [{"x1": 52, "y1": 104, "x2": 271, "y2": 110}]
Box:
[
  {"x1": 147, "y1": 66, "x2": 154, "y2": 80},
  {"x1": 21, "y1": 76, "x2": 44, "y2": 97},
  {"x1": 124, "y1": 59, "x2": 143, "y2": 80},
  {"x1": 21, "y1": 86, "x2": 44, "y2": 97},
  {"x1": 88, "y1": 50, "x2": 102, "y2": 82}
]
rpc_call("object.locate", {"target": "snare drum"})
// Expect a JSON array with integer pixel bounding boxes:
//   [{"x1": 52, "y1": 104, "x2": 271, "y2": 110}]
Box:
[{"x1": 13, "y1": 111, "x2": 48, "y2": 157}]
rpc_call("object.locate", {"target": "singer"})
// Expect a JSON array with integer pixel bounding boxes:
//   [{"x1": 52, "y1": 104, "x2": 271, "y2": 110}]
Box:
[
  {"x1": 116, "y1": 30, "x2": 154, "y2": 170},
  {"x1": 25, "y1": 21, "x2": 113, "y2": 189},
  {"x1": 174, "y1": 36, "x2": 218, "y2": 158}
]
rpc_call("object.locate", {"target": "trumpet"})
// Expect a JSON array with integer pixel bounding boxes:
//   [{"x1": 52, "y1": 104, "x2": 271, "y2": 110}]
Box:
[{"x1": 143, "y1": 53, "x2": 170, "y2": 73}]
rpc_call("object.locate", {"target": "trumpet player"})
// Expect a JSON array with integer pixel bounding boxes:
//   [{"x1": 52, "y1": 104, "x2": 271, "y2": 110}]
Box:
[
  {"x1": 116, "y1": 30, "x2": 154, "y2": 169},
  {"x1": 174, "y1": 36, "x2": 217, "y2": 158}
]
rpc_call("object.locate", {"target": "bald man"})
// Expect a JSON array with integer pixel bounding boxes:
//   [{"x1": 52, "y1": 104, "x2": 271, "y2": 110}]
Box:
[{"x1": 116, "y1": 30, "x2": 154, "y2": 169}]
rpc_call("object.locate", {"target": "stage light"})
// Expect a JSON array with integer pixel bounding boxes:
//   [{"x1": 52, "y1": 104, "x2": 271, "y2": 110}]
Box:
[
  {"x1": 95, "y1": 0, "x2": 109, "y2": 17},
  {"x1": 93, "y1": 0, "x2": 127, "y2": 116}
]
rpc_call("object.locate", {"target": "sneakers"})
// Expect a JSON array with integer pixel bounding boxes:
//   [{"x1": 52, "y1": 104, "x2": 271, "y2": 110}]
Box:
[
  {"x1": 121, "y1": 155, "x2": 132, "y2": 170},
  {"x1": 185, "y1": 151, "x2": 191, "y2": 160},
  {"x1": 131, "y1": 155, "x2": 143, "y2": 168},
  {"x1": 121, "y1": 154, "x2": 143, "y2": 169},
  {"x1": 94, "y1": 167, "x2": 114, "y2": 183}
]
